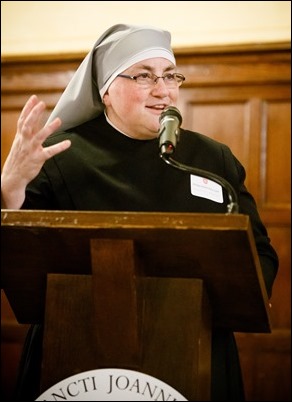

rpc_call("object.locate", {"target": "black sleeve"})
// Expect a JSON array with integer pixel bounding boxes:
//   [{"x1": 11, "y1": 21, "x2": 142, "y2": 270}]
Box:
[
  {"x1": 228, "y1": 151, "x2": 279, "y2": 298},
  {"x1": 22, "y1": 157, "x2": 75, "y2": 210}
]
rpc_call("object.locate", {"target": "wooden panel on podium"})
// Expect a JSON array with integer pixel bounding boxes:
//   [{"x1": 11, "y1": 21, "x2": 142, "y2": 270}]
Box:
[{"x1": 1, "y1": 210, "x2": 271, "y2": 400}]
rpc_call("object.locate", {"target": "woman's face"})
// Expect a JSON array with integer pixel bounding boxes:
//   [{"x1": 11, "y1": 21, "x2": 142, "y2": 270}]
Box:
[{"x1": 103, "y1": 58, "x2": 179, "y2": 140}]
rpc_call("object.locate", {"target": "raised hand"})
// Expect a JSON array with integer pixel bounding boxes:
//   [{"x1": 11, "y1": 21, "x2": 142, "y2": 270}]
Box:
[{"x1": 1, "y1": 95, "x2": 71, "y2": 209}]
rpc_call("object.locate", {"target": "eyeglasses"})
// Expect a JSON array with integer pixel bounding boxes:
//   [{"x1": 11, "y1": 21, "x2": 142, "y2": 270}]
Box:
[{"x1": 117, "y1": 72, "x2": 185, "y2": 88}]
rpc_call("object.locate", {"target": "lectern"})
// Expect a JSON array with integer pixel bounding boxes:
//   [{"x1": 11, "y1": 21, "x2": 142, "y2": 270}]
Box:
[{"x1": 1, "y1": 210, "x2": 271, "y2": 400}]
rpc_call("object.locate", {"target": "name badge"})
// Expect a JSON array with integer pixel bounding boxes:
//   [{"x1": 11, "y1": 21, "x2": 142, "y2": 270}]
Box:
[{"x1": 190, "y1": 174, "x2": 223, "y2": 203}]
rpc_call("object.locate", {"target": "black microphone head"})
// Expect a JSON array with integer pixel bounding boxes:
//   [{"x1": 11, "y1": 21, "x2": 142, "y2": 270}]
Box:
[
  {"x1": 158, "y1": 106, "x2": 182, "y2": 156},
  {"x1": 159, "y1": 106, "x2": 182, "y2": 125}
]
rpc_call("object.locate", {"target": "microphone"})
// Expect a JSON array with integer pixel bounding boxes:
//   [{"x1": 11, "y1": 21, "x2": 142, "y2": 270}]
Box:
[{"x1": 158, "y1": 106, "x2": 182, "y2": 156}]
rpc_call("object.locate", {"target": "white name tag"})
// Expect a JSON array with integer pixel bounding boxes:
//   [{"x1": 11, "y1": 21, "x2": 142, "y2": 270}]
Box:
[{"x1": 190, "y1": 174, "x2": 223, "y2": 203}]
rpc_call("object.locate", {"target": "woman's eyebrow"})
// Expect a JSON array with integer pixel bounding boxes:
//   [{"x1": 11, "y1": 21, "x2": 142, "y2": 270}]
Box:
[{"x1": 132, "y1": 64, "x2": 176, "y2": 72}]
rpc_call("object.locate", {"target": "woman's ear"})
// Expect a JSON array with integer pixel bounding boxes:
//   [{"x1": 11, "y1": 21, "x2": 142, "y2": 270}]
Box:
[{"x1": 102, "y1": 92, "x2": 109, "y2": 106}]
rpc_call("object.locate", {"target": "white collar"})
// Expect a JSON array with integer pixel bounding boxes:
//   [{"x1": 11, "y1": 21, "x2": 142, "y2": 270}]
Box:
[{"x1": 104, "y1": 111, "x2": 137, "y2": 139}]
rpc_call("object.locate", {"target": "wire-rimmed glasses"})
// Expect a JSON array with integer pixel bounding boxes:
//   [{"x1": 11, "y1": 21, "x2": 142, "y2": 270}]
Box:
[{"x1": 117, "y1": 72, "x2": 185, "y2": 88}]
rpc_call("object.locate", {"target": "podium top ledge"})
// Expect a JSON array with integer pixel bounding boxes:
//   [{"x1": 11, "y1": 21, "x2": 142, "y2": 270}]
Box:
[{"x1": 1, "y1": 209, "x2": 250, "y2": 231}]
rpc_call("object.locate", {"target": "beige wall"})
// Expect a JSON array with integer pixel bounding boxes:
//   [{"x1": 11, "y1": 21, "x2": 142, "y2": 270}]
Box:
[{"x1": 1, "y1": 1, "x2": 291, "y2": 56}]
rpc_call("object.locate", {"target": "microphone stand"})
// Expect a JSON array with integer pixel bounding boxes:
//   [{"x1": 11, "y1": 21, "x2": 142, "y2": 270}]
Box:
[{"x1": 160, "y1": 153, "x2": 239, "y2": 214}]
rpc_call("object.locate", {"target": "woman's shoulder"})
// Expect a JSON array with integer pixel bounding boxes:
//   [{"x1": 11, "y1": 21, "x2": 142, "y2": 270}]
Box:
[
  {"x1": 180, "y1": 128, "x2": 231, "y2": 152},
  {"x1": 44, "y1": 116, "x2": 104, "y2": 146}
]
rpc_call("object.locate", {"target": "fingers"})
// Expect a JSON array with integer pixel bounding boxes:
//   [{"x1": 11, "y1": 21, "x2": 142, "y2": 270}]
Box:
[
  {"x1": 19, "y1": 99, "x2": 47, "y2": 138},
  {"x1": 17, "y1": 95, "x2": 63, "y2": 147},
  {"x1": 44, "y1": 140, "x2": 72, "y2": 160},
  {"x1": 34, "y1": 116, "x2": 71, "y2": 160},
  {"x1": 19, "y1": 94, "x2": 39, "y2": 120},
  {"x1": 17, "y1": 95, "x2": 41, "y2": 132},
  {"x1": 35, "y1": 117, "x2": 62, "y2": 145},
  {"x1": 18, "y1": 95, "x2": 70, "y2": 154},
  {"x1": 17, "y1": 95, "x2": 71, "y2": 161},
  {"x1": 2, "y1": 95, "x2": 71, "y2": 204}
]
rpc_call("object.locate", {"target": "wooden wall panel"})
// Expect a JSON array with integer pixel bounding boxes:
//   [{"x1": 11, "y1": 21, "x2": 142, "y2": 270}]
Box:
[
  {"x1": 236, "y1": 330, "x2": 291, "y2": 401},
  {"x1": 1, "y1": 43, "x2": 291, "y2": 401},
  {"x1": 178, "y1": 95, "x2": 252, "y2": 184},
  {"x1": 268, "y1": 227, "x2": 291, "y2": 329},
  {"x1": 264, "y1": 100, "x2": 291, "y2": 206}
]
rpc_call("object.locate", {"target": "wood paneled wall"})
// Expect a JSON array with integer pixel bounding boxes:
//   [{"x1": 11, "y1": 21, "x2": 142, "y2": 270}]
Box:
[{"x1": 1, "y1": 43, "x2": 291, "y2": 401}]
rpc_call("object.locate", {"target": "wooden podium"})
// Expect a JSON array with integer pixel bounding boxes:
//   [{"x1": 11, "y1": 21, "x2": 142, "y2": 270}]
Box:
[{"x1": 1, "y1": 210, "x2": 271, "y2": 400}]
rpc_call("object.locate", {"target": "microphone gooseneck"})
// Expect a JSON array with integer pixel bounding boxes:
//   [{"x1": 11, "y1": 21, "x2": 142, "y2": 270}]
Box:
[{"x1": 158, "y1": 107, "x2": 239, "y2": 214}]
